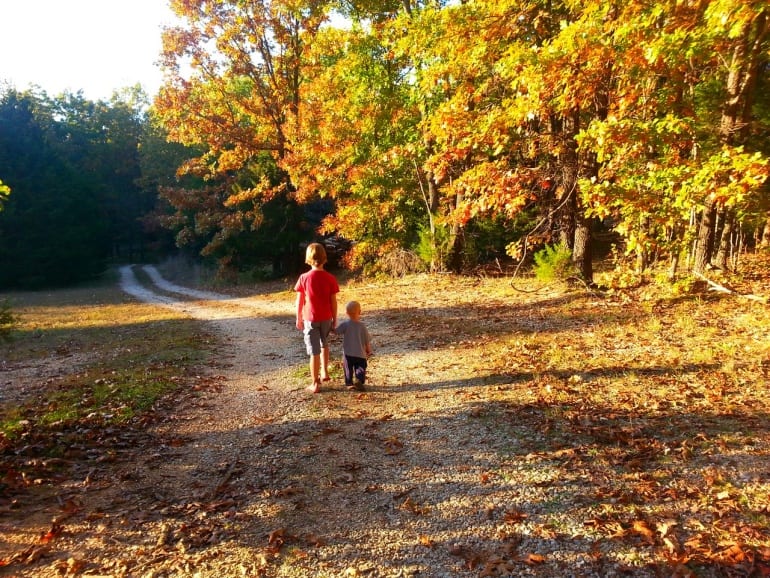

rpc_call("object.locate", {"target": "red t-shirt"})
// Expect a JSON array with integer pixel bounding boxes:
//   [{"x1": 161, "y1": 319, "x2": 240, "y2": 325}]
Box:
[{"x1": 294, "y1": 268, "x2": 339, "y2": 322}]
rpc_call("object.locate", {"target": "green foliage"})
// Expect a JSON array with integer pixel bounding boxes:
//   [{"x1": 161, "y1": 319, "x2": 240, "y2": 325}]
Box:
[
  {"x1": 0, "y1": 87, "x2": 186, "y2": 288},
  {"x1": 0, "y1": 90, "x2": 110, "y2": 288},
  {"x1": 0, "y1": 179, "x2": 9, "y2": 211},
  {"x1": 533, "y1": 244, "x2": 576, "y2": 282},
  {"x1": 415, "y1": 224, "x2": 451, "y2": 272},
  {"x1": 161, "y1": 152, "x2": 313, "y2": 278}
]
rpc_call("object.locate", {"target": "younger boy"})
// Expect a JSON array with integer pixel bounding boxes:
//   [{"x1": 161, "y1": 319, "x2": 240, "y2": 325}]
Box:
[
  {"x1": 295, "y1": 243, "x2": 339, "y2": 393},
  {"x1": 335, "y1": 300, "x2": 373, "y2": 391}
]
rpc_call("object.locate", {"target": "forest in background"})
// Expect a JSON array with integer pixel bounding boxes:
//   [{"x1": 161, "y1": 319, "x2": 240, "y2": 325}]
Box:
[{"x1": 1, "y1": 0, "x2": 769, "y2": 289}]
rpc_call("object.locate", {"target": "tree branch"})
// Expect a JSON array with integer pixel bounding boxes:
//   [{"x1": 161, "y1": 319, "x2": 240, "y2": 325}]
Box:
[{"x1": 693, "y1": 271, "x2": 767, "y2": 303}]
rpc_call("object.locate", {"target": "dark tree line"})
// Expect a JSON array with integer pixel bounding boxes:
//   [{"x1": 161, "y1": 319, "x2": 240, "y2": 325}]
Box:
[{"x1": 0, "y1": 87, "x2": 180, "y2": 288}]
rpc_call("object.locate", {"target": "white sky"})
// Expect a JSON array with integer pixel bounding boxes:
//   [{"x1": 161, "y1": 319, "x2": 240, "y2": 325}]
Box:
[{"x1": 0, "y1": 0, "x2": 178, "y2": 101}]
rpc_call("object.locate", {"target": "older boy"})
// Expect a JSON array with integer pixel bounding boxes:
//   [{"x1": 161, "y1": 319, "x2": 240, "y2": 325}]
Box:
[{"x1": 295, "y1": 243, "x2": 339, "y2": 393}]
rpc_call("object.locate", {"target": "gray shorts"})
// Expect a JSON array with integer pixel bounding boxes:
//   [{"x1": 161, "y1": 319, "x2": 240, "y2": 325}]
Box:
[{"x1": 303, "y1": 319, "x2": 333, "y2": 356}]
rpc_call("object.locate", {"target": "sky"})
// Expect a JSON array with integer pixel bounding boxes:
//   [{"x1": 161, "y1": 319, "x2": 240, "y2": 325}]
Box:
[{"x1": 0, "y1": 0, "x2": 178, "y2": 101}]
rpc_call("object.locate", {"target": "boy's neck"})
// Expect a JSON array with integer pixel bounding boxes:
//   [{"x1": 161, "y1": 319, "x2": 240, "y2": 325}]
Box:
[{"x1": 311, "y1": 265, "x2": 325, "y2": 271}]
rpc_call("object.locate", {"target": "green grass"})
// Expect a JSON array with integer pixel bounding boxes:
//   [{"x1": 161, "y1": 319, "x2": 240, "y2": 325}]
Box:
[{"x1": 0, "y1": 276, "x2": 215, "y2": 441}]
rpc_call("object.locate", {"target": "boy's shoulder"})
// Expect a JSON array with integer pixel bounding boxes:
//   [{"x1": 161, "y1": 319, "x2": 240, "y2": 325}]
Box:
[{"x1": 309, "y1": 267, "x2": 338, "y2": 281}]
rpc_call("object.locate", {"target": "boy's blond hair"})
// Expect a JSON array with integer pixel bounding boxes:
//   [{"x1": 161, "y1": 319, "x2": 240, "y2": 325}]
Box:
[
  {"x1": 305, "y1": 242, "x2": 328, "y2": 267},
  {"x1": 346, "y1": 300, "x2": 361, "y2": 315}
]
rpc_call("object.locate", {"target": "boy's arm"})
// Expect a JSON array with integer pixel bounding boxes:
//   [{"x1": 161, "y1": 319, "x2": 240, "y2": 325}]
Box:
[
  {"x1": 295, "y1": 292, "x2": 305, "y2": 330},
  {"x1": 331, "y1": 293, "x2": 338, "y2": 329}
]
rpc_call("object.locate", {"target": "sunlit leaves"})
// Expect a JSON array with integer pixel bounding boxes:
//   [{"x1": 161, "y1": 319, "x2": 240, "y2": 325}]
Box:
[
  {"x1": 152, "y1": 0, "x2": 769, "y2": 276},
  {"x1": 0, "y1": 179, "x2": 9, "y2": 210},
  {"x1": 155, "y1": 0, "x2": 336, "y2": 271}
]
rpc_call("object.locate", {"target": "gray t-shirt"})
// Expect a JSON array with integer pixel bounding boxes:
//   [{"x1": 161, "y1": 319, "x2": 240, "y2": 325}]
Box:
[{"x1": 335, "y1": 319, "x2": 371, "y2": 358}]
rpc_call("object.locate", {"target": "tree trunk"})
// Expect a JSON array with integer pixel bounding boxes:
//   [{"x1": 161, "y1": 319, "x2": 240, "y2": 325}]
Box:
[
  {"x1": 714, "y1": 209, "x2": 735, "y2": 271},
  {"x1": 558, "y1": 110, "x2": 580, "y2": 251},
  {"x1": 669, "y1": 252, "x2": 680, "y2": 281},
  {"x1": 573, "y1": 216, "x2": 593, "y2": 282},
  {"x1": 447, "y1": 190, "x2": 465, "y2": 272},
  {"x1": 761, "y1": 213, "x2": 770, "y2": 248},
  {"x1": 693, "y1": 200, "x2": 717, "y2": 273},
  {"x1": 718, "y1": 11, "x2": 768, "y2": 146}
]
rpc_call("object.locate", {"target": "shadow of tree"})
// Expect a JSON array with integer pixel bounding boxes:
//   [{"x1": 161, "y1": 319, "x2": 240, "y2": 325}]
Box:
[{"x1": 94, "y1": 382, "x2": 768, "y2": 577}]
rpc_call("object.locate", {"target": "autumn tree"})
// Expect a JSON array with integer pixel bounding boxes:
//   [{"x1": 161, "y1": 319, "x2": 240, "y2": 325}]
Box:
[
  {"x1": 287, "y1": 1, "x2": 530, "y2": 273},
  {"x1": 692, "y1": 0, "x2": 770, "y2": 273},
  {"x1": 153, "y1": 0, "x2": 768, "y2": 281},
  {"x1": 575, "y1": 0, "x2": 769, "y2": 277},
  {"x1": 283, "y1": 18, "x2": 431, "y2": 272},
  {"x1": 372, "y1": 0, "x2": 613, "y2": 281},
  {"x1": 155, "y1": 0, "x2": 331, "y2": 276}
]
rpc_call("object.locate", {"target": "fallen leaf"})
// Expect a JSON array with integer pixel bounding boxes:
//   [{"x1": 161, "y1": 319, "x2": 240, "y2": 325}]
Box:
[
  {"x1": 524, "y1": 553, "x2": 545, "y2": 565},
  {"x1": 275, "y1": 486, "x2": 302, "y2": 497},
  {"x1": 305, "y1": 533, "x2": 325, "y2": 547},
  {"x1": 419, "y1": 535, "x2": 434, "y2": 547},
  {"x1": 384, "y1": 436, "x2": 404, "y2": 455},
  {"x1": 631, "y1": 520, "x2": 655, "y2": 544},
  {"x1": 268, "y1": 528, "x2": 287, "y2": 546},
  {"x1": 504, "y1": 509, "x2": 528, "y2": 524},
  {"x1": 399, "y1": 497, "x2": 428, "y2": 515},
  {"x1": 39, "y1": 523, "x2": 64, "y2": 544},
  {"x1": 656, "y1": 519, "x2": 678, "y2": 538}
]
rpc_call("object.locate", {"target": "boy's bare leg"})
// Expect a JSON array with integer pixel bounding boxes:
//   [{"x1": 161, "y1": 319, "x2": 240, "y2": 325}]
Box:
[
  {"x1": 307, "y1": 354, "x2": 321, "y2": 392},
  {"x1": 321, "y1": 347, "x2": 330, "y2": 381}
]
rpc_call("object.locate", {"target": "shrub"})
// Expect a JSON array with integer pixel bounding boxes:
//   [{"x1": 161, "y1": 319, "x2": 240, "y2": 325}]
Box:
[
  {"x1": 379, "y1": 247, "x2": 425, "y2": 277},
  {"x1": 415, "y1": 224, "x2": 451, "y2": 272},
  {"x1": 533, "y1": 244, "x2": 576, "y2": 282}
]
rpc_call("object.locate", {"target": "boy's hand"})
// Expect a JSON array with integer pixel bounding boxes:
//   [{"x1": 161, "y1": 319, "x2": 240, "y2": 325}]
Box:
[{"x1": 296, "y1": 319, "x2": 303, "y2": 330}]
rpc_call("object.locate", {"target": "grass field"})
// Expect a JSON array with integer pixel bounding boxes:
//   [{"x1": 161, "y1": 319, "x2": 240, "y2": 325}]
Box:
[{"x1": 0, "y1": 273, "x2": 216, "y2": 439}]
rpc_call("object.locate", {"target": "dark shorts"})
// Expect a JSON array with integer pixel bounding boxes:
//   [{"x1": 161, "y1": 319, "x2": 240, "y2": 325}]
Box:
[
  {"x1": 303, "y1": 319, "x2": 333, "y2": 356},
  {"x1": 342, "y1": 354, "x2": 368, "y2": 385}
]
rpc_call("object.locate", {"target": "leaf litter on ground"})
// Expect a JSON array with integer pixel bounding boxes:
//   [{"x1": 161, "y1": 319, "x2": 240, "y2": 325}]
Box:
[{"x1": 1, "y1": 256, "x2": 770, "y2": 576}]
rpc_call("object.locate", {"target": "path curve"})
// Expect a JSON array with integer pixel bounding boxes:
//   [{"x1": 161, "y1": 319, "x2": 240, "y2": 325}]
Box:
[{"x1": 118, "y1": 264, "x2": 305, "y2": 419}]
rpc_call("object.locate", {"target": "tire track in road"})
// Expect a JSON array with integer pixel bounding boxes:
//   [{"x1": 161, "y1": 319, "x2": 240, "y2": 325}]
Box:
[
  {"x1": 119, "y1": 265, "x2": 289, "y2": 321},
  {"x1": 117, "y1": 263, "x2": 303, "y2": 426}
]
